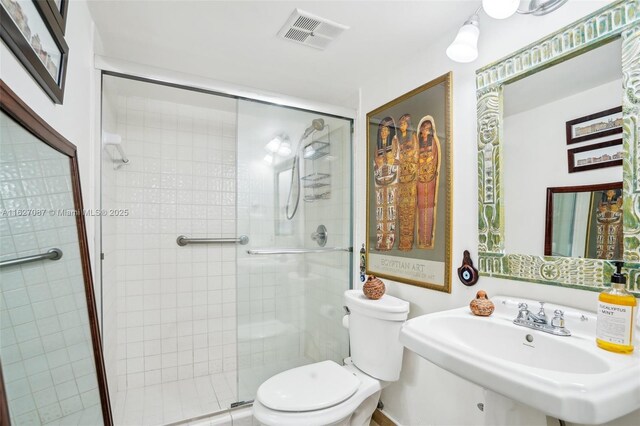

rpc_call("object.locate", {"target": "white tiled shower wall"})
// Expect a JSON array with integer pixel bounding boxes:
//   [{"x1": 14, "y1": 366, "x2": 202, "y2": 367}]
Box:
[
  {"x1": 0, "y1": 114, "x2": 102, "y2": 425},
  {"x1": 102, "y1": 92, "x2": 238, "y2": 391}
]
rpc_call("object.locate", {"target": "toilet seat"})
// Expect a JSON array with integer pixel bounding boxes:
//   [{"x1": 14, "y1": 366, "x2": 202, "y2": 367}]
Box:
[
  {"x1": 253, "y1": 361, "x2": 383, "y2": 426},
  {"x1": 257, "y1": 360, "x2": 360, "y2": 412}
]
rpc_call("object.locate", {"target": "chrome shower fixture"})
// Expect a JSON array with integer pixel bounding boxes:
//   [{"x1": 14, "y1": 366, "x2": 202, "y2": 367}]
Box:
[
  {"x1": 286, "y1": 117, "x2": 327, "y2": 220},
  {"x1": 301, "y1": 118, "x2": 326, "y2": 140}
]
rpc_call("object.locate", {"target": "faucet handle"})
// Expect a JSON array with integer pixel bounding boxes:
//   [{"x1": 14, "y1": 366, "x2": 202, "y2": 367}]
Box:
[
  {"x1": 537, "y1": 302, "x2": 547, "y2": 318},
  {"x1": 551, "y1": 309, "x2": 565, "y2": 328},
  {"x1": 516, "y1": 303, "x2": 529, "y2": 320}
]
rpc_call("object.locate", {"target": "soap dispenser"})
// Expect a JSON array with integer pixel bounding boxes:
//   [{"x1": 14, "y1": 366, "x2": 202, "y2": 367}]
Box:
[{"x1": 596, "y1": 261, "x2": 637, "y2": 354}]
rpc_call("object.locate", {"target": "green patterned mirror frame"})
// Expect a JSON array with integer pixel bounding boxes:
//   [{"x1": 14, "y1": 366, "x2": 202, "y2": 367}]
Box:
[{"x1": 476, "y1": 0, "x2": 640, "y2": 296}]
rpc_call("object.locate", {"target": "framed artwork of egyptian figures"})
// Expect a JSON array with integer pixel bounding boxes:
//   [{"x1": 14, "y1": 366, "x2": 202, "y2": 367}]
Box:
[{"x1": 365, "y1": 72, "x2": 452, "y2": 293}]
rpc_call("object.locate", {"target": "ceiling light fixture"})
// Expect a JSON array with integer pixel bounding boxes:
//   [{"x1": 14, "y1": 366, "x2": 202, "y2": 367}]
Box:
[{"x1": 447, "y1": 0, "x2": 568, "y2": 63}]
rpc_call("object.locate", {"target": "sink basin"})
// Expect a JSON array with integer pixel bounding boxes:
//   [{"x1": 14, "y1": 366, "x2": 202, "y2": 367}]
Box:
[{"x1": 399, "y1": 296, "x2": 640, "y2": 424}]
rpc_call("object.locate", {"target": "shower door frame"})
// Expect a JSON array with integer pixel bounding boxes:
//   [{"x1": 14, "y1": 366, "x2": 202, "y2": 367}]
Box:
[{"x1": 97, "y1": 69, "x2": 354, "y2": 417}]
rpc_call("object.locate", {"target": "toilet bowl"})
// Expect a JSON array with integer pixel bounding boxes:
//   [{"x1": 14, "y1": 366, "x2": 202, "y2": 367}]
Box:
[{"x1": 253, "y1": 290, "x2": 410, "y2": 426}]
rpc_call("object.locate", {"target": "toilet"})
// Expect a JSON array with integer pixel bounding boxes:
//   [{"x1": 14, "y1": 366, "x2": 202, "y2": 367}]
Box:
[{"x1": 252, "y1": 289, "x2": 410, "y2": 426}]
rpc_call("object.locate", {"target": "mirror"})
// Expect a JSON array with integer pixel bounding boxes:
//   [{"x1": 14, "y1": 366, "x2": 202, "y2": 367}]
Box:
[
  {"x1": 503, "y1": 38, "x2": 622, "y2": 257},
  {"x1": 0, "y1": 82, "x2": 112, "y2": 424},
  {"x1": 475, "y1": 0, "x2": 640, "y2": 294},
  {"x1": 544, "y1": 182, "x2": 622, "y2": 259}
]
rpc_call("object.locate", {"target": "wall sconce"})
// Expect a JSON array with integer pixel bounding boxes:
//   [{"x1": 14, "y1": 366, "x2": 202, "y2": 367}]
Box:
[
  {"x1": 447, "y1": 0, "x2": 568, "y2": 63},
  {"x1": 446, "y1": 14, "x2": 480, "y2": 63}
]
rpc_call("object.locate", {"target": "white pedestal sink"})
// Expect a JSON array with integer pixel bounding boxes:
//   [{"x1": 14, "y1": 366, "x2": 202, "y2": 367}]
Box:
[{"x1": 399, "y1": 296, "x2": 640, "y2": 424}]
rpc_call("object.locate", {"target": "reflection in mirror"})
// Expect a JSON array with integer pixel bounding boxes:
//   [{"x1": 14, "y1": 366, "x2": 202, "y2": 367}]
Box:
[
  {"x1": 503, "y1": 38, "x2": 623, "y2": 258},
  {"x1": 544, "y1": 182, "x2": 622, "y2": 259},
  {"x1": 275, "y1": 162, "x2": 294, "y2": 235},
  {"x1": 0, "y1": 82, "x2": 111, "y2": 424}
]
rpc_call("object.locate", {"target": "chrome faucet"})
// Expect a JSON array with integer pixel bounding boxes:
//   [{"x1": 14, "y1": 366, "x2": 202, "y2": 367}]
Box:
[{"x1": 514, "y1": 302, "x2": 571, "y2": 336}]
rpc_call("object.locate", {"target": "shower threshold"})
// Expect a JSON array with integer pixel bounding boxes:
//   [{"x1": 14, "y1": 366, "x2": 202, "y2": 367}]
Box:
[{"x1": 113, "y1": 372, "x2": 236, "y2": 426}]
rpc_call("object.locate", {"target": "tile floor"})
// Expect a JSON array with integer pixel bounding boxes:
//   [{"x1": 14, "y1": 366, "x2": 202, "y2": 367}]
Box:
[{"x1": 113, "y1": 372, "x2": 236, "y2": 426}]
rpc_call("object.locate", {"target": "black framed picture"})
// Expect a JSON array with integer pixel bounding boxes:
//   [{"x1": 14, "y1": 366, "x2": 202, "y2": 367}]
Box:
[
  {"x1": 565, "y1": 106, "x2": 622, "y2": 145},
  {"x1": 567, "y1": 139, "x2": 623, "y2": 173},
  {"x1": 37, "y1": 0, "x2": 69, "y2": 34},
  {"x1": 0, "y1": 0, "x2": 69, "y2": 104}
]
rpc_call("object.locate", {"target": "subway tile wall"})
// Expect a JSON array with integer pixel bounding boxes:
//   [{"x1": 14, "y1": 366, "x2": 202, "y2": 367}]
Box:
[
  {"x1": 0, "y1": 113, "x2": 103, "y2": 425},
  {"x1": 103, "y1": 93, "x2": 238, "y2": 390}
]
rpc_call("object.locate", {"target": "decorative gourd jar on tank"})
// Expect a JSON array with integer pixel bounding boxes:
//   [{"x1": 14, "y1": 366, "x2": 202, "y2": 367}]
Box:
[{"x1": 363, "y1": 275, "x2": 385, "y2": 300}]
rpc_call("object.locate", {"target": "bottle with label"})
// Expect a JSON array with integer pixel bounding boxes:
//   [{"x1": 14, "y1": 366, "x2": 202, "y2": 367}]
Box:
[{"x1": 596, "y1": 261, "x2": 637, "y2": 354}]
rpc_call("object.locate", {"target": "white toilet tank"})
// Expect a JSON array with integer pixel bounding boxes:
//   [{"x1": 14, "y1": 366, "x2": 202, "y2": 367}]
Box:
[{"x1": 344, "y1": 289, "x2": 410, "y2": 382}]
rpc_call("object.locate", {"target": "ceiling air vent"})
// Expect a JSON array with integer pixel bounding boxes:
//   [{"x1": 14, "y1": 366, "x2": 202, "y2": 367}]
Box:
[{"x1": 277, "y1": 9, "x2": 349, "y2": 50}]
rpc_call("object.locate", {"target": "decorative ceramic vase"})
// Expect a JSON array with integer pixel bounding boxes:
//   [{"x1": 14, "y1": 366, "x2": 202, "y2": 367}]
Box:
[
  {"x1": 363, "y1": 275, "x2": 385, "y2": 300},
  {"x1": 470, "y1": 290, "x2": 494, "y2": 316}
]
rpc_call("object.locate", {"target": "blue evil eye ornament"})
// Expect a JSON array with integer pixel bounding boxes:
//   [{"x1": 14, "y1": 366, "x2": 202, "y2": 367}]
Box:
[{"x1": 457, "y1": 250, "x2": 479, "y2": 286}]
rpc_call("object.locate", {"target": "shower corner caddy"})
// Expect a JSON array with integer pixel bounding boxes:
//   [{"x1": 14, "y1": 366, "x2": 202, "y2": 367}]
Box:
[{"x1": 302, "y1": 134, "x2": 331, "y2": 202}]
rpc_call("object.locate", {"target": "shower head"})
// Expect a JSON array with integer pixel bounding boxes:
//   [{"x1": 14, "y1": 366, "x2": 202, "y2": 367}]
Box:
[{"x1": 301, "y1": 118, "x2": 326, "y2": 140}]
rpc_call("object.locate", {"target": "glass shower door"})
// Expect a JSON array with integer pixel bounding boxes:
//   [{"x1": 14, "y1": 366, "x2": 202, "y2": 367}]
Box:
[{"x1": 235, "y1": 99, "x2": 352, "y2": 402}]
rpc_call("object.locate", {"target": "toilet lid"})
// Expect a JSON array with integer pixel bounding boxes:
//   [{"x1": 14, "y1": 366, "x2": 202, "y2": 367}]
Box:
[{"x1": 256, "y1": 360, "x2": 360, "y2": 412}]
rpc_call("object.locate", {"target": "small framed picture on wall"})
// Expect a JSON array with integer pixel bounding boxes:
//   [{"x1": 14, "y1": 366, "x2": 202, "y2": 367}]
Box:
[
  {"x1": 0, "y1": 0, "x2": 69, "y2": 103},
  {"x1": 567, "y1": 139, "x2": 623, "y2": 173},
  {"x1": 565, "y1": 106, "x2": 622, "y2": 145}
]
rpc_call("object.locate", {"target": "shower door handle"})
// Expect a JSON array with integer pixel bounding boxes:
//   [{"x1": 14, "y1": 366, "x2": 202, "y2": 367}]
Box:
[{"x1": 247, "y1": 247, "x2": 352, "y2": 255}]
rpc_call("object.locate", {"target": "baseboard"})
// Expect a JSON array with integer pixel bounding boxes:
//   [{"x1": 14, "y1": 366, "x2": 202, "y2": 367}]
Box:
[{"x1": 372, "y1": 408, "x2": 396, "y2": 426}]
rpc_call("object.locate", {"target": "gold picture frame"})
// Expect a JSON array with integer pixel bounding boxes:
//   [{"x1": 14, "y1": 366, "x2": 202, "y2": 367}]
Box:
[{"x1": 365, "y1": 72, "x2": 452, "y2": 293}]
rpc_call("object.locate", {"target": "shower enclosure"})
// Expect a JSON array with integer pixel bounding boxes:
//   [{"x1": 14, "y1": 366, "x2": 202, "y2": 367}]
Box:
[{"x1": 99, "y1": 75, "x2": 352, "y2": 424}]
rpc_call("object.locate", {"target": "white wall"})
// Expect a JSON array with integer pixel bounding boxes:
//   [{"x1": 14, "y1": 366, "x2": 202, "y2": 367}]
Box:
[
  {"x1": 354, "y1": 1, "x2": 639, "y2": 425},
  {"x1": 0, "y1": 0, "x2": 99, "y2": 264}
]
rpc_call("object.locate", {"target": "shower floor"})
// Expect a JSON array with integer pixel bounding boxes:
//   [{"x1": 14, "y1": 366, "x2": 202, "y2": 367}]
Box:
[{"x1": 112, "y1": 372, "x2": 236, "y2": 426}]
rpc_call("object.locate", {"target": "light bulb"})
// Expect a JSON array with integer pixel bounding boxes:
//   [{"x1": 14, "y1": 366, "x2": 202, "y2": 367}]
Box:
[
  {"x1": 263, "y1": 153, "x2": 274, "y2": 164},
  {"x1": 482, "y1": 0, "x2": 520, "y2": 19},
  {"x1": 265, "y1": 136, "x2": 282, "y2": 153},
  {"x1": 277, "y1": 142, "x2": 292, "y2": 156},
  {"x1": 446, "y1": 16, "x2": 480, "y2": 63}
]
